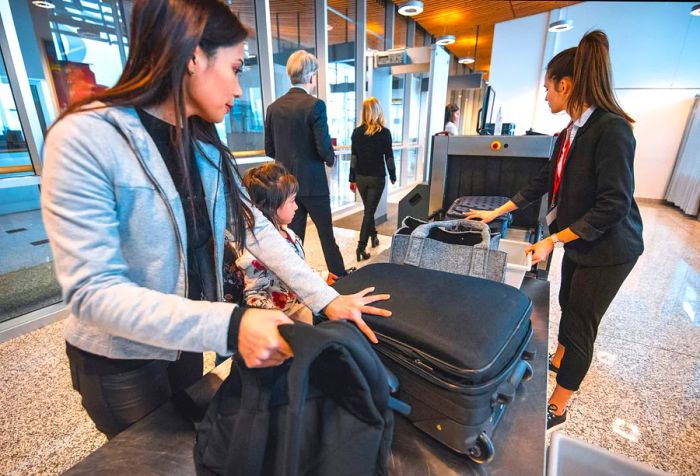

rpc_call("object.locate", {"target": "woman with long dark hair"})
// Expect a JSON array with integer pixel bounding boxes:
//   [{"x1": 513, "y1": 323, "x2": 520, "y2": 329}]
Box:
[
  {"x1": 41, "y1": 0, "x2": 390, "y2": 438},
  {"x1": 467, "y1": 30, "x2": 643, "y2": 430},
  {"x1": 349, "y1": 97, "x2": 396, "y2": 261}
]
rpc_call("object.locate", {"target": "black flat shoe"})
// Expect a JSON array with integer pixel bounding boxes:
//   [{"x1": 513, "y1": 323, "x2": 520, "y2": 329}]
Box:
[
  {"x1": 356, "y1": 249, "x2": 370, "y2": 261},
  {"x1": 548, "y1": 353, "x2": 560, "y2": 374},
  {"x1": 547, "y1": 404, "x2": 567, "y2": 430},
  {"x1": 371, "y1": 234, "x2": 379, "y2": 248}
]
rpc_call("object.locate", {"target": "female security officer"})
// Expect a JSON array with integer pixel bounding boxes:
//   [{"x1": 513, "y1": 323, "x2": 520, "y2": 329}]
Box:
[{"x1": 467, "y1": 30, "x2": 643, "y2": 429}]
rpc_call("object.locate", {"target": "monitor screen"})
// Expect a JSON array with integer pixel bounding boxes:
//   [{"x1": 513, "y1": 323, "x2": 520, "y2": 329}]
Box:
[{"x1": 477, "y1": 85, "x2": 495, "y2": 135}]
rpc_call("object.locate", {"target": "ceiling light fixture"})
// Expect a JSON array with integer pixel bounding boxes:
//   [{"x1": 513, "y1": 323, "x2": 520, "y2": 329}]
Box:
[
  {"x1": 398, "y1": 1, "x2": 424, "y2": 17},
  {"x1": 436, "y1": 35, "x2": 456, "y2": 46},
  {"x1": 458, "y1": 57, "x2": 475, "y2": 65},
  {"x1": 31, "y1": 0, "x2": 55, "y2": 8},
  {"x1": 327, "y1": 24, "x2": 333, "y2": 31},
  {"x1": 691, "y1": 3, "x2": 700, "y2": 15},
  {"x1": 548, "y1": 19, "x2": 573, "y2": 33}
]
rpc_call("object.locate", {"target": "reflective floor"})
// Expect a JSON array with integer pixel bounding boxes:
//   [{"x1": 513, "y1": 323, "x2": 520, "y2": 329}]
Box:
[{"x1": 0, "y1": 202, "x2": 697, "y2": 475}]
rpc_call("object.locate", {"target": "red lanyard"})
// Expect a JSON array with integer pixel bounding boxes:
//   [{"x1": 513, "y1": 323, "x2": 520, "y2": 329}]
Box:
[{"x1": 552, "y1": 126, "x2": 573, "y2": 205}]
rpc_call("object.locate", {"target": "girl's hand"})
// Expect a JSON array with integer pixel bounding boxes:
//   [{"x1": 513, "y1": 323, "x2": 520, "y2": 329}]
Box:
[
  {"x1": 525, "y1": 238, "x2": 555, "y2": 264},
  {"x1": 323, "y1": 287, "x2": 391, "y2": 343},
  {"x1": 464, "y1": 209, "x2": 499, "y2": 223},
  {"x1": 238, "y1": 308, "x2": 294, "y2": 368}
]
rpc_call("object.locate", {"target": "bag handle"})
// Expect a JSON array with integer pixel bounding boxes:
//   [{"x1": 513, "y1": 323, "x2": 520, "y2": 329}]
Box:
[{"x1": 404, "y1": 219, "x2": 491, "y2": 267}]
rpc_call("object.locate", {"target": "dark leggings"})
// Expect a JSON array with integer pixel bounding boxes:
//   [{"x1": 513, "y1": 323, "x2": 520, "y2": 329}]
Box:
[
  {"x1": 67, "y1": 344, "x2": 203, "y2": 438},
  {"x1": 355, "y1": 174, "x2": 386, "y2": 249},
  {"x1": 556, "y1": 253, "x2": 637, "y2": 391}
]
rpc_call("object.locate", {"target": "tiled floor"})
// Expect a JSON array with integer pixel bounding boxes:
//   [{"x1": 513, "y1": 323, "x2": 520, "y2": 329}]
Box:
[{"x1": 0, "y1": 203, "x2": 698, "y2": 475}]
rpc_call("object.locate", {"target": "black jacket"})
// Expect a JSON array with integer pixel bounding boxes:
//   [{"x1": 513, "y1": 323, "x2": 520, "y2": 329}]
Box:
[
  {"x1": 264, "y1": 88, "x2": 335, "y2": 196},
  {"x1": 512, "y1": 108, "x2": 644, "y2": 266},
  {"x1": 349, "y1": 125, "x2": 396, "y2": 183}
]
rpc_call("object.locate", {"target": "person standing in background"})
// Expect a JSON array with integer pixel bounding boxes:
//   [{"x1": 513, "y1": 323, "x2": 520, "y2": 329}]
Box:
[
  {"x1": 264, "y1": 50, "x2": 347, "y2": 277},
  {"x1": 466, "y1": 30, "x2": 643, "y2": 430},
  {"x1": 349, "y1": 97, "x2": 396, "y2": 261},
  {"x1": 444, "y1": 103, "x2": 460, "y2": 135}
]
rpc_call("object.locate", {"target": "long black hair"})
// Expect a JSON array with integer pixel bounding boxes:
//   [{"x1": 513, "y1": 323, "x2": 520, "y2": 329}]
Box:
[
  {"x1": 546, "y1": 30, "x2": 633, "y2": 123},
  {"x1": 57, "y1": 0, "x2": 254, "y2": 249}
]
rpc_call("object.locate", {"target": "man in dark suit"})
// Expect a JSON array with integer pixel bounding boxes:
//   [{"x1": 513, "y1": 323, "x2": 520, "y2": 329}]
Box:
[{"x1": 264, "y1": 50, "x2": 346, "y2": 276}]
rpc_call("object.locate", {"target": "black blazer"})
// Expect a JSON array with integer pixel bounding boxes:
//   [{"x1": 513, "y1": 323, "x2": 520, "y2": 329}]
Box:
[
  {"x1": 512, "y1": 108, "x2": 644, "y2": 267},
  {"x1": 349, "y1": 125, "x2": 396, "y2": 183},
  {"x1": 264, "y1": 88, "x2": 335, "y2": 196}
]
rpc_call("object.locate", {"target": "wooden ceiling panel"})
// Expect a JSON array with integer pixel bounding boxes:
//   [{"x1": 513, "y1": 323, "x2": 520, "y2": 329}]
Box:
[{"x1": 391, "y1": 0, "x2": 580, "y2": 77}]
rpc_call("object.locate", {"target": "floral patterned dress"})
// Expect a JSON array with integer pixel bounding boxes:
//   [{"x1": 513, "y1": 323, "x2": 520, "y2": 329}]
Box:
[{"x1": 234, "y1": 227, "x2": 313, "y2": 323}]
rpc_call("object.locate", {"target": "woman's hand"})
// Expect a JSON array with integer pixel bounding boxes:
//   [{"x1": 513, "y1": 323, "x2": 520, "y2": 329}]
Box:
[
  {"x1": 349, "y1": 182, "x2": 357, "y2": 192},
  {"x1": 238, "y1": 308, "x2": 294, "y2": 368},
  {"x1": 525, "y1": 238, "x2": 554, "y2": 264},
  {"x1": 464, "y1": 209, "x2": 500, "y2": 223},
  {"x1": 323, "y1": 287, "x2": 391, "y2": 344}
]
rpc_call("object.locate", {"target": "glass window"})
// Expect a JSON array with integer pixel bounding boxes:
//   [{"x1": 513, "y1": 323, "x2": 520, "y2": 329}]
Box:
[
  {"x1": 366, "y1": 0, "x2": 385, "y2": 51},
  {"x1": 0, "y1": 56, "x2": 31, "y2": 179},
  {"x1": 0, "y1": 44, "x2": 60, "y2": 323},
  {"x1": 327, "y1": 0, "x2": 356, "y2": 210},
  {"x1": 19, "y1": 0, "x2": 129, "y2": 119},
  {"x1": 327, "y1": 0, "x2": 356, "y2": 147},
  {"x1": 390, "y1": 75, "x2": 404, "y2": 143},
  {"x1": 269, "y1": 0, "x2": 316, "y2": 99},
  {"x1": 220, "y1": 1, "x2": 265, "y2": 153},
  {"x1": 394, "y1": 8, "x2": 407, "y2": 49}
]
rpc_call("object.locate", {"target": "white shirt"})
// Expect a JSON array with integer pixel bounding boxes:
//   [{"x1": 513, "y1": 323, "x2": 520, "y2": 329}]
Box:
[
  {"x1": 568, "y1": 106, "x2": 596, "y2": 146},
  {"x1": 445, "y1": 121, "x2": 458, "y2": 136}
]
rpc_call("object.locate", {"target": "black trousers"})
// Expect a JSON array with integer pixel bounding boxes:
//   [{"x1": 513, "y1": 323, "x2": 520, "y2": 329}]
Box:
[
  {"x1": 67, "y1": 344, "x2": 203, "y2": 438},
  {"x1": 289, "y1": 194, "x2": 346, "y2": 276},
  {"x1": 556, "y1": 253, "x2": 637, "y2": 391},
  {"x1": 355, "y1": 175, "x2": 385, "y2": 249}
]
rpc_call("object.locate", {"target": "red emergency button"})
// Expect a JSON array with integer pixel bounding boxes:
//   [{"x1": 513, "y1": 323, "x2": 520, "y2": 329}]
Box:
[{"x1": 491, "y1": 140, "x2": 502, "y2": 151}]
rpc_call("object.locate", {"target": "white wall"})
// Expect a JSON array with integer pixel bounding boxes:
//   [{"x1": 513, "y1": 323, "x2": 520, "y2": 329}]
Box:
[{"x1": 489, "y1": 2, "x2": 700, "y2": 199}]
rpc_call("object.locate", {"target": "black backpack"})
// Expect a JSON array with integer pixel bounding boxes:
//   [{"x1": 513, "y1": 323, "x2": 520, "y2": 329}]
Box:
[{"x1": 194, "y1": 320, "x2": 395, "y2": 476}]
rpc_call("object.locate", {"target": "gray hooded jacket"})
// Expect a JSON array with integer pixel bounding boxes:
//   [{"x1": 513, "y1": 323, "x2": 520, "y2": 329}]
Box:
[{"x1": 41, "y1": 105, "x2": 338, "y2": 360}]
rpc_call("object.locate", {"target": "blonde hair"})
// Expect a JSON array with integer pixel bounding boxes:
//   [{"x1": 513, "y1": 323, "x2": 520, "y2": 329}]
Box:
[
  {"x1": 361, "y1": 97, "x2": 385, "y2": 136},
  {"x1": 286, "y1": 50, "x2": 318, "y2": 85}
]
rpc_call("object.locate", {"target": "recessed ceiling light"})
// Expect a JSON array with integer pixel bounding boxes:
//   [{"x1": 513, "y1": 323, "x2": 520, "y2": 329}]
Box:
[
  {"x1": 435, "y1": 35, "x2": 456, "y2": 46},
  {"x1": 31, "y1": 0, "x2": 55, "y2": 8},
  {"x1": 458, "y1": 57, "x2": 475, "y2": 65},
  {"x1": 548, "y1": 19, "x2": 573, "y2": 33},
  {"x1": 691, "y1": 3, "x2": 700, "y2": 15},
  {"x1": 398, "y1": 1, "x2": 424, "y2": 17}
]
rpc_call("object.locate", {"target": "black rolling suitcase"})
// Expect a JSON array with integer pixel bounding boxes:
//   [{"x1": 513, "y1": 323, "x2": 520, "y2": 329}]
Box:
[
  {"x1": 332, "y1": 263, "x2": 534, "y2": 464},
  {"x1": 446, "y1": 196, "x2": 513, "y2": 238}
]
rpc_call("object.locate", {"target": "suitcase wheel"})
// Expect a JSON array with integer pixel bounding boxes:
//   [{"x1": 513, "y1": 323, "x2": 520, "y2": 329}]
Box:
[
  {"x1": 467, "y1": 432, "x2": 495, "y2": 465},
  {"x1": 522, "y1": 361, "x2": 534, "y2": 382}
]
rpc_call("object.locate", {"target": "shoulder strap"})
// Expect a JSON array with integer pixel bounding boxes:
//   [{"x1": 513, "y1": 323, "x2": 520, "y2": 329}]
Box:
[{"x1": 223, "y1": 357, "x2": 280, "y2": 476}]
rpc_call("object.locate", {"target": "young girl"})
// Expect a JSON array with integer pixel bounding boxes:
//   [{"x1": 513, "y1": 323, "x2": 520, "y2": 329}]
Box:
[{"x1": 236, "y1": 164, "x2": 332, "y2": 324}]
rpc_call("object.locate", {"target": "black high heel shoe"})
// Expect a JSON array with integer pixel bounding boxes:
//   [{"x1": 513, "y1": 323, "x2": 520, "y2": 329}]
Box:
[
  {"x1": 371, "y1": 234, "x2": 379, "y2": 248},
  {"x1": 356, "y1": 248, "x2": 370, "y2": 261}
]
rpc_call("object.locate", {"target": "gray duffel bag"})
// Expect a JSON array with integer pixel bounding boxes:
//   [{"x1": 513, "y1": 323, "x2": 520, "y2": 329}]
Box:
[{"x1": 390, "y1": 218, "x2": 507, "y2": 282}]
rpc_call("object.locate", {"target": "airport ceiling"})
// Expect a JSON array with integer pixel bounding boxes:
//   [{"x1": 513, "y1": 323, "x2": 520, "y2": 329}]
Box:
[{"x1": 388, "y1": 0, "x2": 580, "y2": 77}]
